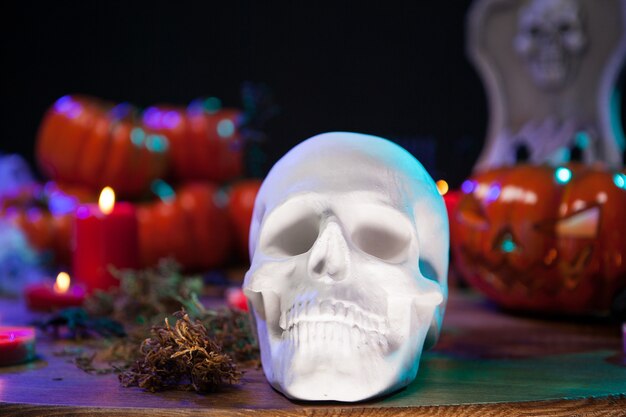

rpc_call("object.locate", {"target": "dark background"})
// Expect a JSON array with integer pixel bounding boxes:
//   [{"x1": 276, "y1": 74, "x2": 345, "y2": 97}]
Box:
[{"x1": 0, "y1": 1, "x2": 564, "y2": 186}]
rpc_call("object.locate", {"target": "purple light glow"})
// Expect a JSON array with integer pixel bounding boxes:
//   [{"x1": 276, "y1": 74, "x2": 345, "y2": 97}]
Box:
[
  {"x1": 48, "y1": 192, "x2": 79, "y2": 215},
  {"x1": 485, "y1": 184, "x2": 501, "y2": 203},
  {"x1": 142, "y1": 107, "x2": 161, "y2": 129},
  {"x1": 75, "y1": 206, "x2": 91, "y2": 219},
  {"x1": 54, "y1": 96, "x2": 73, "y2": 113},
  {"x1": 26, "y1": 208, "x2": 43, "y2": 222},
  {"x1": 110, "y1": 103, "x2": 133, "y2": 121},
  {"x1": 461, "y1": 179, "x2": 476, "y2": 194},
  {"x1": 54, "y1": 96, "x2": 82, "y2": 119},
  {"x1": 187, "y1": 99, "x2": 204, "y2": 115},
  {"x1": 4, "y1": 207, "x2": 18, "y2": 217},
  {"x1": 162, "y1": 111, "x2": 181, "y2": 129}
]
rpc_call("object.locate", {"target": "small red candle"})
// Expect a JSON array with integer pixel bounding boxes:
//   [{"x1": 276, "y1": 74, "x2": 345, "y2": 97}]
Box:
[
  {"x1": 25, "y1": 272, "x2": 85, "y2": 311},
  {"x1": 0, "y1": 327, "x2": 36, "y2": 366},
  {"x1": 73, "y1": 187, "x2": 139, "y2": 293}
]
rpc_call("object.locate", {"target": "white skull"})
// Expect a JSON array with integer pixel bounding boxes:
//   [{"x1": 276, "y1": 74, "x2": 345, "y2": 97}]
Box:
[
  {"x1": 514, "y1": 0, "x2": 587, "y2": 90},
  {"x1": 243, "y1": 132, "x2": 448, "y2": 402}
]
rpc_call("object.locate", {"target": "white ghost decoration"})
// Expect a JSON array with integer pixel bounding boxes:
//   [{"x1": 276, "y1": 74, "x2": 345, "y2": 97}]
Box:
[{"x1": 243, "y1": 132, "x2": 449, "y2": 402}]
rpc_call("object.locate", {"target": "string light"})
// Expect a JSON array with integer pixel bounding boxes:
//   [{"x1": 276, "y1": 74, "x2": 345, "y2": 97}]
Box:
[
  {"x1": 436, "y1": 179, "x2": 449, "y2": 196},
  {"x1": 555, "y1": 167, "x2": 572, "y2": 184}
]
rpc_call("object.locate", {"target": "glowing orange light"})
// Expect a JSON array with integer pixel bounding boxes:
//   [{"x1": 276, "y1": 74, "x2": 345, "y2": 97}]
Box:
[
  {"x1": 53, "y1": 272, "x2": 71, "y2": 294},
  {"x1": 436, "y1": 179, "x2": 449, "y2": 196},
  {"x1": 98, "y1": 186, "x2": 115, "y2": 215}
]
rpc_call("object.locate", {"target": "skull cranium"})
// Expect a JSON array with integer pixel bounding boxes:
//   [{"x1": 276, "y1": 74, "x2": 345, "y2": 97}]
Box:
[
  {"x1": 514, "y1": 0, "x2": 587, "y2": 90},
  {"x1": 243, "y1": 132, "x2": 449, "y2": 401}
]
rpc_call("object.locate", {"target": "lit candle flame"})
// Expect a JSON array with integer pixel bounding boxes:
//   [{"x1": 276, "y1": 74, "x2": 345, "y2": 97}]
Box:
[
  {"x1": 53, "y1": 272, "x2": 71, "y2": 294},
  {"x1": 436, "y1": 179, "x2": 449, "y2": 196},
  {"x1": 99, "y1": 186, "x2": 115, "y2": 215}
]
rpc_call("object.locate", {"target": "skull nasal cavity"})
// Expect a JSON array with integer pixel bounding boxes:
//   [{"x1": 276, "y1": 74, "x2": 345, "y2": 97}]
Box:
[{"x1": 308, "y1": 222, "x2": 349, "y2": 281}]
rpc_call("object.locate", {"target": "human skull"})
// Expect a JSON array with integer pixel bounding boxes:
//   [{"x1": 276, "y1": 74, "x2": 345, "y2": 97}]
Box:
[
  {"x1": 514, "y1": 0, "x2": 587, "y2": 90},
  {"x1": 243, "y1": 132, "x2": 448, "y2": 402}
]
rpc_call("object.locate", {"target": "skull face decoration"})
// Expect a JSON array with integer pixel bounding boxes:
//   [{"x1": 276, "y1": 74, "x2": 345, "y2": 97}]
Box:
[
  {"x1": 514, "y1": 0, "x2": 587, "y2": 90},
  {"x1": 243, "y1": 132, "x2": 448, "y2": 401}
]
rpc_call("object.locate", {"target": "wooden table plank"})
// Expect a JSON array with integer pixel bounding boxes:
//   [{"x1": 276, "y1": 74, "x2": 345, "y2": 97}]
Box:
[{"x1": 1, "y1": 290, "x2": 624, "y2": 416}]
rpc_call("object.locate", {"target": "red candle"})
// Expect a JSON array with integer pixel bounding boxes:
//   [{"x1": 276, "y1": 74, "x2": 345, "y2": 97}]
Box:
[
  {"x1": 73, "y1": 187, "x2": 139, "y2": 293},
  {"x1": 0, "y1": 327, "x2": 36, "y2": 366},
  {"x1": 25, "y1": 272, "x2": 85, "y2": 311}
]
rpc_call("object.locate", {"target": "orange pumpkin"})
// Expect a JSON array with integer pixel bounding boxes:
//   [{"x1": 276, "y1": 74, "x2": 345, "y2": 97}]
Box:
[
  {"x1": 227, "y1": 179, "x2": 262, "y2": 260},
  {"x1": 141, "y1": 104, "x2": 243, "y2": 182},
  {"x1": 37, "y1": 96, "x2": 170, "y2": 198},
  {"x1": 37, "y1": 96, "x2": 245, "y2": 197},
  {"x1": 451, "y1": 163, "x2": 626, "y2": 315},
  {"x1": 1, "y1": 182, "x2": 96, "y2": 266},
  {"x1": 137, "y1": 182, "x2": 233, "y2": 270}
]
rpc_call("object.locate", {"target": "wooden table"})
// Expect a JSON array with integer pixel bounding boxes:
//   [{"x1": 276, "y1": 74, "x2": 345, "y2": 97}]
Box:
[{"x1": 1, "y1": 290, "x2": 625, "y2": 416}]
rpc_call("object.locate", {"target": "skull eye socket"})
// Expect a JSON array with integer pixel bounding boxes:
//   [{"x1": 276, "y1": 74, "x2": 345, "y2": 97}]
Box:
[
  {"x1": 260, "y1": 206, "x2": 320, "y2": 257},
  {"x1": 558, "y1": 22, "x2": 572, "y2": 33},
  {"x1": 349, "y1": 207, "x2": 412, "y2": 263},
  {"x1": 528, "y1": 24, "x2": 541, "y2": 37},
  {"x1": 352, "y1": 225, "x2": 410, "y2": 262}
]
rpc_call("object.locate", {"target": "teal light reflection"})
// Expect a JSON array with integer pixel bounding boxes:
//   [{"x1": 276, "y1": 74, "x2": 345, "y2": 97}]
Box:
[
  {"x1": 574, "y1": 131, "x2": 591, "y2": 149},
  {"x1": 130, "y1": 127, "x2": 145, "y2": 146},
  {"x1": 555, "y1": 167, "x2": 572, "y2": 184},
  {"x1": 150, "y1": 179, "x2": 176, "y2": 202},
  {"x1": 501, "y1": 235, "x2": 517, "y2": 253},
  {"x1": 217, "y1": 119, "x2": 235, "y2": 138},
  {"x1": 146, "y1": 134, "x2": 169, "y2": 153},
  {"x1": 203, "y1": 97, "x2": 222, "y2": 113}
]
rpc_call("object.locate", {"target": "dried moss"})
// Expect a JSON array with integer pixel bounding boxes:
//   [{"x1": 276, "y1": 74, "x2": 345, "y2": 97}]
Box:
[
  {"x1": 85, "y1": 258, "x2": 203, "y2": 326},
  {"x1": 201, "y1": 308, "x2": 259, "y2": 366},
  {"x1": 40, "y1": 260, "x2": 258, "y2": 392},
  {"x1": 120, "y1": 310, "x2": 241, "y2": 393}
]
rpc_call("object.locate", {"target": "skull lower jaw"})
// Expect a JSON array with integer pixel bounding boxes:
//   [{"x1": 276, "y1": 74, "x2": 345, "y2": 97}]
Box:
[
  {"x1": 271, "y1": 335, "x2": 418, "y2": 402},
  {"x1": 261, "y1": 299, "x2": 434, "y2": 402}
]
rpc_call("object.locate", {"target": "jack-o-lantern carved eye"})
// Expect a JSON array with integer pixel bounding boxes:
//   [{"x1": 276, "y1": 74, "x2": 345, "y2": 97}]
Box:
[
  {"x1": 456, "y1": 196, "x2": 489, "y2": 230},
  {"x1": 555, "y1": 206, "x2": 600, "y2": 239}
]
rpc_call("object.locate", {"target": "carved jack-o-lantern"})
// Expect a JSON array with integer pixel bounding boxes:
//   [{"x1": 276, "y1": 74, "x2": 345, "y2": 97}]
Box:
[{"x1": 451, "y1": 164, "x2": 626, "y2": 315}]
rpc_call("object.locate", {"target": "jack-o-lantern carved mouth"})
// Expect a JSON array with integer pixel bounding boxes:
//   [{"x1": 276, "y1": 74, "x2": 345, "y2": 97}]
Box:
[
  {"x1": 456, "y1": 202, "x2": 601, "y2": 295},
  {"x1": 459, "y1": 241, "x2": 595, "y2": 295},
  {"x1": 279, "y1": 300, "x2": 390, "y2": 353}
]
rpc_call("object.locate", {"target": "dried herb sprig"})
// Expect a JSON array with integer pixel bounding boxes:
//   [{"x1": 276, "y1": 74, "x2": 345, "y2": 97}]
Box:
[
  {"x1": 36, "y1": 307, "x2": 126, "y2": 340},
  {"x1": 120, "y1": 310, "x2": 241, "y2": 393},
  {"x1": 199, "y1": 307, "x2": 259, "y2": 366},
  {"x1": 85, "y1": 258, "x2": 203, "y2": 325}
]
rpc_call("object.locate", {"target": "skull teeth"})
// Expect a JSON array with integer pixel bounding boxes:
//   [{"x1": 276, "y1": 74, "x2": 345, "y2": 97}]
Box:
[
  {"x1": 283, "y1": 321, "x2": 390, "y2": 354},
  {"x1": 280, "y1": 300, "x2": 387, "y2": 335}
]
